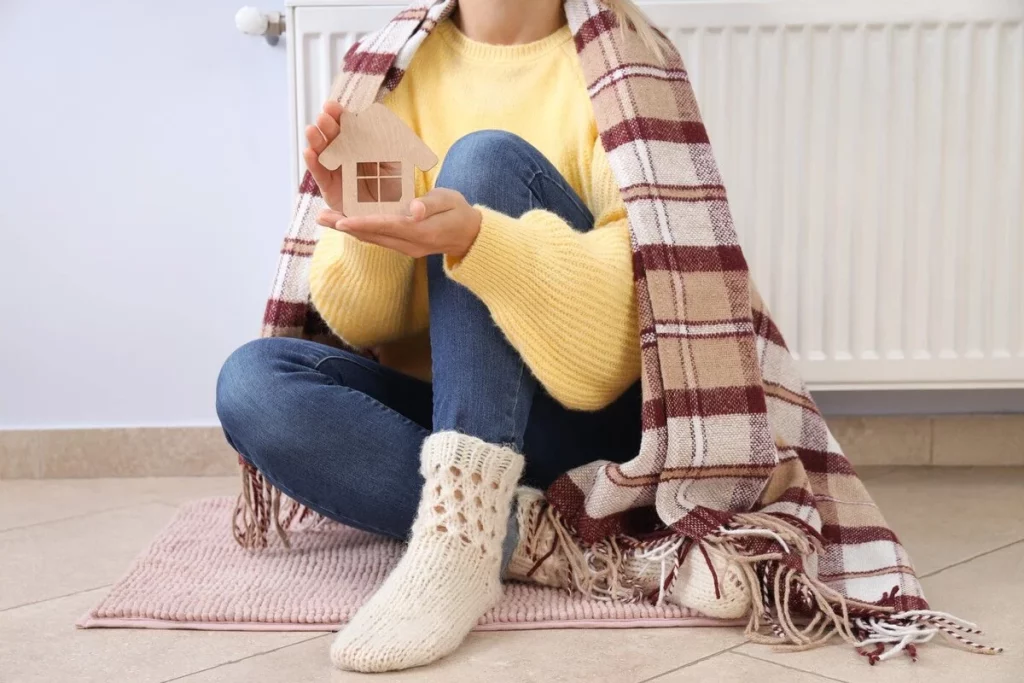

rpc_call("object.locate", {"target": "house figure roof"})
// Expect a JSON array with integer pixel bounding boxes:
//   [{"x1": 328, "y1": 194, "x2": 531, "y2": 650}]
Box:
[{"x1": 318, "y1": 103, "x2": 437, "y2": 172}]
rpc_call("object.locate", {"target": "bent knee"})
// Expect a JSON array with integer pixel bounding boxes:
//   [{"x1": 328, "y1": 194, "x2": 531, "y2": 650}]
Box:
[
  {"x1": 215, "y1": 338, "x2": 293, "y2": 430},
  {"x1": 436, "y1": 130, "x2": 538, "y2": 203}
]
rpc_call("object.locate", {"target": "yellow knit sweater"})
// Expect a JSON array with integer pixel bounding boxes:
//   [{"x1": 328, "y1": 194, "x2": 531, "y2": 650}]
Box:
[{"x1": 309, "y1": 20, "x2": 639, "y2": 411}]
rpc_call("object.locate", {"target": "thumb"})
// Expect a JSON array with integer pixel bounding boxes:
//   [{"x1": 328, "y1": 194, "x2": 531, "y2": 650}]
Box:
[{"x1": 409, "y1": 188, "x2": 461, "y2": 220}]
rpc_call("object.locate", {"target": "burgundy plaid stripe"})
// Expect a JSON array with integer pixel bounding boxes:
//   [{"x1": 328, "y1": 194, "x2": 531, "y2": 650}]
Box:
[
  {"x1": 344, "y1": 52, "x2": 396, "y2": 76},
  {"x1": 572, "y1": 7, "x2": 618, "y2": 52},
  {"x1": 821, "y1": 525, "x2": 902, "y2": 545},
  {"x1": 767, "y1": 486, "x2": 818, "y2": 509},
  {"x1": 638, "y1": 244, "x2": 748, "y2": 272},
  {"x1": 664, "y1": 386, "x2": 767, "y2": 418},
  {"x1": 298, "y1": 170, "x2": 320, "y2": 196},
  {"x1": 382, "y1": 66, "x2": 406, "y2": 92},
  {"x1": 620, "y1": 184, "x2": 727, "y2": 203},
  {"x1": 262, "y1": 300, "x2": 308, "y2": 329},
  {"x1": 640, "y1": 395, "x2": 666, "y2": 429},
  {"x1": 601, "y1": 118, "x2": 710, "y2": 150},
  {"x1": 794, "y1": 448, "x2": 858, "y2": 476},
  {"x1": 752, "y1": 306, "x2": 786, "y2": 348}
]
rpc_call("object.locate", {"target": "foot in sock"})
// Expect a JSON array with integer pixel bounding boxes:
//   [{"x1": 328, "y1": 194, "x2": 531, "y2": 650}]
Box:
[
  {"x1": 505, "y1": 487, "x2": 570, "y2": 587},
  {"x1": 623, "y1": 543, "x2": 751, "y2": 618},
  {"x1": 330, "y1": 431, "x2": 524, "y2": 673},
  {"x1": 507, "y1": 487, "x2": 751, "y2": 619}
]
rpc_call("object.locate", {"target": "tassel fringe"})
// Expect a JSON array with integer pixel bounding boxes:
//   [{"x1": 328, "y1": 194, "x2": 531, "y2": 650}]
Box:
[
  {"x1": 852, "y1": 611, "x2": 1003, "y2": 663},
  {"x1": 532, "y1": 502, "x2": 1001, "y2": 663},
  {"x1": 232, "y1": 458, "x2": 324, "y2": 549},
  {"x1": 543, "y1": 503, "x2": 647, "y2": 602},
  {"x1": 231, "y1": 461, "x2": 1002, "y2": 662}
]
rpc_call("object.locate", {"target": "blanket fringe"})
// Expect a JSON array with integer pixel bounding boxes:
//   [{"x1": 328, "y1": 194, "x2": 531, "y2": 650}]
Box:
[
  {"x1": 543, "y1": 503, "x2": 647, "y2": 603},
  {"x1": 851, "y1": 611, "x2": 1003, "y2": 663},
  {"x1": 231, "y1": 462, "x2": 1002, "y2": 661},
  {"x1": 232, "y1": 458, "x2": 324, "y2": 549},
  {"x1": 538, "y1": 504, "x2": 1001, "y2": 662}
]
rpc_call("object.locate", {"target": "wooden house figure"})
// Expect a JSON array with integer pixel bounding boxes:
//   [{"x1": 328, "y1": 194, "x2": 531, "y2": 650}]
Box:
[{"x1": 317, "y1": 103, "x2": 438, "y2": 217}]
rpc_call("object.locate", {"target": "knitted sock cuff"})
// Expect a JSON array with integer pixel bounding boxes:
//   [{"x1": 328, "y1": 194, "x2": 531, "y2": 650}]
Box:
[{"x1": 419, "y1": 431, "x2": 525, "y2": 483}]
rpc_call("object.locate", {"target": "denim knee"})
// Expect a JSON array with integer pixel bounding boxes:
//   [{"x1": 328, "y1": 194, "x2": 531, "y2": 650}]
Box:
[
  {"x1": 215, "y1": 337, "x2": 314, "y2": 456},
  {"x1": 435, "y1": 130, "x2": 538, "y2": 206},
  {"x1": 215, "y1": 339, "x2": 275, "y2": 438}
]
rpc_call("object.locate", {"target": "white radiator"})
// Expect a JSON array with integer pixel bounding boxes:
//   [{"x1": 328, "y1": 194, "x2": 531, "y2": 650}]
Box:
[{"x1": 284, "y1": 0, "x2": 1024, "y2": 390}]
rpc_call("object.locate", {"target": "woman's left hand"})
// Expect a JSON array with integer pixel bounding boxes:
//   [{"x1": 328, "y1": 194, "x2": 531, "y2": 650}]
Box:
[{"x1": 316, "y1": 188, "x2": 482, "y2": 260}]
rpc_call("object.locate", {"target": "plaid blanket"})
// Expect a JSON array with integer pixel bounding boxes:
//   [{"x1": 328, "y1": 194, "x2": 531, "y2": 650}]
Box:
[{"x1": 237, "y1": 0, "x2": 998, "y2": 662}]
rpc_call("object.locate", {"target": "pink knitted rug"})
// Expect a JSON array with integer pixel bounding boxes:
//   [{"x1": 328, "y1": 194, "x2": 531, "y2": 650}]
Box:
[{"x1": 78, "y1": 497, "x2": 738, "y2": 632}]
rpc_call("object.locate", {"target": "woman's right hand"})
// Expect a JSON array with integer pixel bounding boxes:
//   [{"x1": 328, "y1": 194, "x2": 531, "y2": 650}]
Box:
[{"x1": 303, "y1": 100, "x2": 345, "y2": 211}]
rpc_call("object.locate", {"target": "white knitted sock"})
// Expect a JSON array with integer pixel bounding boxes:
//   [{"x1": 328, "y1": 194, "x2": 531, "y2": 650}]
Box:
[
  {"x1": 624, "y1": 544, "x2": 752, "y2": 619},
  {"x1": 507, "y1": 488, "x2": 750, "y2": 618},
  {"x1": 505, "y1": 487, "x2": 570, "y2": 588},
  {"x1": 330, "y1": 431, "x2": 524, "y2": 673},
  {"x1": 669, "y1": 551, "x2": 750, "y2": 618}
]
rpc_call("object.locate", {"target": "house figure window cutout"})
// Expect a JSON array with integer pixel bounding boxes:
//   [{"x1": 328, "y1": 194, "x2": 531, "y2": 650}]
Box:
[
  {"x1": 317, "y1": 103, "x2": 438, "y2": 217},
  {"x1": 356, "y1": 162, "x2": 403, "y2": 203}
]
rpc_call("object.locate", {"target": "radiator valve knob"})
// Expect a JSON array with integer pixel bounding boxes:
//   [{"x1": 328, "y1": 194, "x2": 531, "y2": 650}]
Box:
[{"x1": 235, "y1": 7, "x2": 285, "y2": 45}]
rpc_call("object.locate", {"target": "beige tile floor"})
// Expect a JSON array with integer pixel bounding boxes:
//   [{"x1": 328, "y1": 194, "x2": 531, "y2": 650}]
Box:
[{"x1": 1, "y1": 467, "x2": 1021, "y2": 683}]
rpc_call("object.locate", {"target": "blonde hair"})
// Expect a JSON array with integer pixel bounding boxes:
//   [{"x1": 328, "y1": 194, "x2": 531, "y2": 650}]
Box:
[{"x1": 602, "y1": 0, "x2": 670, "y2": 63}]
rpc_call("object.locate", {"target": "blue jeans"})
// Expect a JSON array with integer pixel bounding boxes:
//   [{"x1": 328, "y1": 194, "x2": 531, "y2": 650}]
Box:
[{"x1": 217, "y1": 131, "x2": 640, "y2": 558}]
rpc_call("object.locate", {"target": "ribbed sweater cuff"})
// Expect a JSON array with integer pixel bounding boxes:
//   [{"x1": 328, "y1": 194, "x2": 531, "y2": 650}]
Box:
[
  {"x1": 339, "y1": 235, "x2": 414, "y2": 275},
  {"x1": 444, "y1": 206, "x2": 539, "y2": 301},
  {"x1": 309, "y1": 231, "x2": 415, "y2": 347}
]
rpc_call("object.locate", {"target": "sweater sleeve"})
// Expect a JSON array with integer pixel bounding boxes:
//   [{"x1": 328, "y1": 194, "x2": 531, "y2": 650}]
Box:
[
  {"x1": 309, "y1": 228, "x2": 429, "y2": 349},
  {"x1": 444, "y1": 191, "x2": 640, "y2": 411}
]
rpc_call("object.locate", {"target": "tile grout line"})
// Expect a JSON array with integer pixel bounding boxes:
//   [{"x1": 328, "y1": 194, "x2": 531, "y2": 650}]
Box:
[
  {"x1": 158, "y1": 634, "x2": 329, "y2": 682},
  {"x1": 920, "y1": 537, "x2": 1024, "y2": 579},
  {"x1": 0, "y1": 583, "x2": 112, "y2": 613},
  {"x1": 0, "y1": 502, "x2": 159, "y2": 536},
  {"x1": 732, "y1": 650, "x2": 851, "y2": 682},
  {"x1": 636, "y1": 642, "x2": 746, "y2": 682}
]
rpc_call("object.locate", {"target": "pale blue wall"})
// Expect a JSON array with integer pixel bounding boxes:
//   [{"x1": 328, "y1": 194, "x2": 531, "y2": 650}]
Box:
[{"x1": 1, "y1": 1, "x2": 291, "y2": 428}]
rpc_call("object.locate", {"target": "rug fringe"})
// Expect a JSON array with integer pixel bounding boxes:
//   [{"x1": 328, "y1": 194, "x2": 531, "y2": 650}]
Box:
[
  {"x1": 539, "y1": 503, "x2": 1001, "y2": 662},
  {"x1": 232, "y1": 457, "x2": 324, "y2": 549}
]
